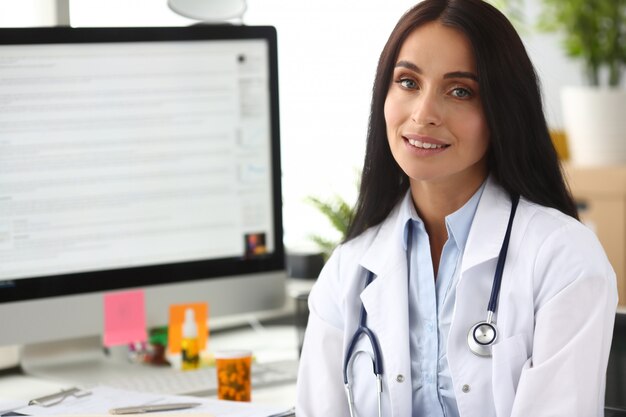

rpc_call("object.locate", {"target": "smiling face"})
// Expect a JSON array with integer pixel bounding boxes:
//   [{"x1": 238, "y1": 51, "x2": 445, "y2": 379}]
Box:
[{"x1": 384, "y1": 21, "x2": 490, "y2": 193}]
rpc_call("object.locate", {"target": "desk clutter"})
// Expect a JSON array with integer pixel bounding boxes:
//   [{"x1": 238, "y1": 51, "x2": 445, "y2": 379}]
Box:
[
  {"x1": 103, "y1": 292, "x2": 210, "y2": 371},
  {"x1": 0, "y1": 291, "x2": 301, "y2": 416},
  {"x1": 98, "y1": 295, "x2": 299, "y2": 397},
  {"x1": 12, "y1": 323, "x2": 300, "y2": 411},
  {"x1": 2, "y1": 324, "x2": 300, "y2": 416}
]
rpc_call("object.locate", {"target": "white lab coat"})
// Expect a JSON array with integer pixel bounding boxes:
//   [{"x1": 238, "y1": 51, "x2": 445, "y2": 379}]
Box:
[{"x1": 296, "y1": 176, "x2": 618, "y2": 417}]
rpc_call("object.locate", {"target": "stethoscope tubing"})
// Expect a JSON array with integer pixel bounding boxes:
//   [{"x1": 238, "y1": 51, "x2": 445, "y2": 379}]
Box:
[
  {"x1": 342, "y1": 193, "x2": 520, "y2": 414},
  {"x1": 487, "y1": 194, "x2": 520, "y2": 315}
]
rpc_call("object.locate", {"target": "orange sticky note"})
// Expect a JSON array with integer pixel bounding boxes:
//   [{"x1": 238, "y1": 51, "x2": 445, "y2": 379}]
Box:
[
  {"x1": 168, "y1": 302, "x2": 208, "y2": 354},
  {"x1": 103, "y1": 290, "x2": 148, "y2": 347}
]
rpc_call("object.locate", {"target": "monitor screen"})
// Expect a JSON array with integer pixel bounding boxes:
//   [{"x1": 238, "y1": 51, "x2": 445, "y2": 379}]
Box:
[{"x1": 0, "y1": 25, "x2": 285, "y2": 348}]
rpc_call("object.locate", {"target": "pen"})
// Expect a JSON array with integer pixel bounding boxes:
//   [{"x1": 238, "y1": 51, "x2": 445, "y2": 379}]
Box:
[
  {"x1": 29, "y1": 387, "x2": 92, "y2": 407},
  {"x1": 267, "y1": 407, "x2": 296, "y2": 417},
  {"x1": 109, "y1": 402, "x2": 202, "y2": 415}
]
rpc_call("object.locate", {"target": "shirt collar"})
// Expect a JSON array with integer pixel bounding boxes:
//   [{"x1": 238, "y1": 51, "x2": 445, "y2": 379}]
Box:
[{"x1": 399, "y1": 181, "x2": 487, "y2": 251}]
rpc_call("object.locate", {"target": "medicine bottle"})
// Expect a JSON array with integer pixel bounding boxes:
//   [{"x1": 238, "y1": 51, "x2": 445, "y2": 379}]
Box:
[{"x1": 181, "y1": 308, "x2": 200, "y2": 370}]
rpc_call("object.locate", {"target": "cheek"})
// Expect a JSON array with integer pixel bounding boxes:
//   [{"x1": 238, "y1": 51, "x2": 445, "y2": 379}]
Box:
[
  {"x1": 459, "y1": 109, "x2": 490, "y2": 150},
  {"x1": 384, "y1": 95, "x2": 403, "y2": 131}
]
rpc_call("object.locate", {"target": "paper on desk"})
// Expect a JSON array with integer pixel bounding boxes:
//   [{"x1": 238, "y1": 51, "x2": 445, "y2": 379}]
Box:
[
  {"x1": 14, "y1": 386, "x2": 289, "y2": 417},
  {"x1": 0, "y1": 399, "x2": 27, "y2": 415}
]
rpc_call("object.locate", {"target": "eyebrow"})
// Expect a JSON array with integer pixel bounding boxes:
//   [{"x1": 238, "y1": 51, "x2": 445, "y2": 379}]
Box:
[{"x1": 394, "y1": 60, "x2": 479, "y2": 82}]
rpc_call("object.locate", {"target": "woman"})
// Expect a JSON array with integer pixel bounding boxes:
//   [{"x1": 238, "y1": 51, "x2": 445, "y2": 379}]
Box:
[{"x1": 296, "y1": 0, "x2": 617, "y2": 416}]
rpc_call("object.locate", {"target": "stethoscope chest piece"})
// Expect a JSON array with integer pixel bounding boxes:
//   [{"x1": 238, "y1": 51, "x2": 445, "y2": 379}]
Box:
[{"x1": 467, "y1": 320, "x2": 497, "y2": 357}]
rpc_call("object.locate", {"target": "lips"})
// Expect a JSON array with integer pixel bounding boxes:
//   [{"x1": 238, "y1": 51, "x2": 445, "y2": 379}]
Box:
[{"x1": 402, "y1": 134, "x2": 450, "y2": 150}]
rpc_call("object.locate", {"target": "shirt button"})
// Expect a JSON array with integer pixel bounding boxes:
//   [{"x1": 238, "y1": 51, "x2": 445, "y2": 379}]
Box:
[
  {"x1": 396, "y1": 374, "x2": 405, "y2": 383},
  {"x1": 462, "y1": 384, "x2": 470, "y2": 393}
]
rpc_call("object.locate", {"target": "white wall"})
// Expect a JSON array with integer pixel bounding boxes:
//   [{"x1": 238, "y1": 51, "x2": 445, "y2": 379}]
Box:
[
  {"x1": 243, "y1": 1, "x2": 418, "y2": 251},
  {"x1": 2, "y1": 0, "x2": 588, "y2": 251},
  {"x1": 0, "y1": 0, "x2": 56, "y2": 26}
]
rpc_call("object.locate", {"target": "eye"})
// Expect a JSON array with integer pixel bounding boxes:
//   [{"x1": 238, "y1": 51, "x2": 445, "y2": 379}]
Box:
[
  {"x1": 396, "y1": 78, "x2": 418, "y2": 90},
  {"x1": 450, "y1": 87, "x2": 472, "y2": 99}
]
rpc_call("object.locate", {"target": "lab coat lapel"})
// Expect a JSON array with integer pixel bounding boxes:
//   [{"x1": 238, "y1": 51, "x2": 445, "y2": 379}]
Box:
[
  {"x1": 358, "y1": 204, "x2": 412, "y2": 417},
  {"x1": 448, "y1": 177, "x2": 514, "y2": 417},
  {"x1": 461, "y1": 176, "x2": 512, "y2": 274}
]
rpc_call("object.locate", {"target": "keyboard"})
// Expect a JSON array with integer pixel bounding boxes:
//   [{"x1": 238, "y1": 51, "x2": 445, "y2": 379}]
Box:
[{"x1": 95, "y1": 359, "x2": 300, "y2": 396}]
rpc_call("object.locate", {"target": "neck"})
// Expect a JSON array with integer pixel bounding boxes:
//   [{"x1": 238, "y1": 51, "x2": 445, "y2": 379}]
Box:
[
  {"x1": 411, "y1": 178, "x2": 484, "y2": 231},
  {"x1": 409, "y1": 175, "x2": 486, "y2": 275},
  {"x1": 411, "y1": 175, "x2": 486, "y2": 247}
]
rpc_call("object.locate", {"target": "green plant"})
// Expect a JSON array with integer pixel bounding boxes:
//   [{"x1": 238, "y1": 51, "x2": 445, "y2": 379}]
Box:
[
  {"x1": 536, "y1": 0, "x2": 624, "y2": 86},
  {"x1": 491, "y1": 0, "x2": 625, "y2": 86},
  {"x1": 305, "y1": 194, "x2": 354, "y2": 260}
]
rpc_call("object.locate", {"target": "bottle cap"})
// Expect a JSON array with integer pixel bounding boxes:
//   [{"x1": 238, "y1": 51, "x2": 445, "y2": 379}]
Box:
[{"x1": 182, "y1": 308, "x2": 198, "y2": 338}]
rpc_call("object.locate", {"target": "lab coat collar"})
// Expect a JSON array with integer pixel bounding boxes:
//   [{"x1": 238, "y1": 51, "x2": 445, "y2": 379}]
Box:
[
  {"x1": 358, "y1": 175, "x2": 510, "y2": 277},
  {"x1": 358, "y1": 198, "x2": 407, "y2": 278},
  {"x1": 461, "y1": 175, "x2": 513, "y2": 273}
]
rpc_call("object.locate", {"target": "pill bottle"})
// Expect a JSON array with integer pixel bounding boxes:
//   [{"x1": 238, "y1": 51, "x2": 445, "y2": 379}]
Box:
[{"x1": 215, "y1": 350, "x2": 252, "y2": 401}]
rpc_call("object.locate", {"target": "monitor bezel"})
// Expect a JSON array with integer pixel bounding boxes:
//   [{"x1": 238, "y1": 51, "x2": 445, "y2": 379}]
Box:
[{"x1": 0, "y1": 25, "x2": 284, "y2": 304}]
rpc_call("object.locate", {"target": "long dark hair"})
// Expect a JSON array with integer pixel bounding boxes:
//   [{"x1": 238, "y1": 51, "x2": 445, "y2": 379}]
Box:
[{"x1": 345, "y1": 0, "x2": 578, "y2": 241}]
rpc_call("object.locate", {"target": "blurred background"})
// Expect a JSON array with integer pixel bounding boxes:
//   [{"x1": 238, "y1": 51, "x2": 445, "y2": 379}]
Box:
[{"x1": 0, "y1": 0, "x2": 606, "y2": 253}]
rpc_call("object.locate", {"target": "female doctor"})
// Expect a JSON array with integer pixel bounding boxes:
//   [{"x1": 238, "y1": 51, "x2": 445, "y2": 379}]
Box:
[{"x1": 296, "y1": 0, "x2": 618, "y2": 416}]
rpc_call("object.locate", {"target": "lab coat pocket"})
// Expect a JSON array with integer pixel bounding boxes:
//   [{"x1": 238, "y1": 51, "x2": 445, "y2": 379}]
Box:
[{"x1": 491, "y1": 334, "x2": 527, "y2": 417}]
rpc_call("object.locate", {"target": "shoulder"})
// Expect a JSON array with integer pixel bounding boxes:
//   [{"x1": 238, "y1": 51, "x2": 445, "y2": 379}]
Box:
[
  {"x1": 517, "y1": 198, "x2": 582, "y2": 236},
  {"x1": 516, "y1": 197, "x2": 601, "y2": 259},
  {"x1": 475, "y1": 177, "x2": 615, "y2": 309},
  {"x1": 514, "y1": 197, "x2": 615, "y2": 308}
]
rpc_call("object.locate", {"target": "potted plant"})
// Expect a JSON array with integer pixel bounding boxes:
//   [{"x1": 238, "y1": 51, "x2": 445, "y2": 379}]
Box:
[
  {"x1": 305, "y1": 194, "x2": 354, "y2": 261},
  {"x1": 536, "y1": 0, "x2": 625, "y2": 165}
]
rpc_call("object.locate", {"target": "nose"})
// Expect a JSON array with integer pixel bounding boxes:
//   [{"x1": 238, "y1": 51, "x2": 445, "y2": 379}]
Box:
[{"x1": 410, "y1": 89, "x2": 442, "y2": 126}]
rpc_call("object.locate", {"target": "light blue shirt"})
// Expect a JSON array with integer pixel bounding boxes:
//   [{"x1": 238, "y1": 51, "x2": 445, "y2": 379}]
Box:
[{"x1": 398, "y1": 183, "x2": 485, "y2": 417}]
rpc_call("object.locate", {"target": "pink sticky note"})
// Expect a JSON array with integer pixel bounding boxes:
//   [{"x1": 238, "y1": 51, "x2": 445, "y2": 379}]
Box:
[{"x1": 103, "y1": 290, "x2": 147, "y2": 347}]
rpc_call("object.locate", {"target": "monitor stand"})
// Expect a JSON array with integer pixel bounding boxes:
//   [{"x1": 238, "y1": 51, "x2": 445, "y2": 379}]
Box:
[
  {"x1": 14, "y1": 336, "x2": 141, "y2": 387},
  {"x1": 0, "y1": 345, "x2": 20, "y2": 371}
]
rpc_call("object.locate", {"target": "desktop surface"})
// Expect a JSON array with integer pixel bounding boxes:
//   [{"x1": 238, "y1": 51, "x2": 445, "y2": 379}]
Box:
[{"x1": 0, "y1": 322, "x2": 299, "y2": 409}]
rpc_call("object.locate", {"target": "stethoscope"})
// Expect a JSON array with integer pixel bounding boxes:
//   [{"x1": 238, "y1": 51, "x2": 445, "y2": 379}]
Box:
[{"x1": 342, "y1": 194, "x2": 520, "y2": 417}]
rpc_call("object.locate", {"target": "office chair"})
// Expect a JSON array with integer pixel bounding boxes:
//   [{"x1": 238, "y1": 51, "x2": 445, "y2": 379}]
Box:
[{"x1": 606, "y1": 406, "x2": 626, "y2": 417}]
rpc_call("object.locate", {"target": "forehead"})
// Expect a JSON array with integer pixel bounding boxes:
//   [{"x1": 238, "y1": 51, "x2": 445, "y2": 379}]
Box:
[{"x1": 396, "y1": 21, "x2": 477, "y2": 72}]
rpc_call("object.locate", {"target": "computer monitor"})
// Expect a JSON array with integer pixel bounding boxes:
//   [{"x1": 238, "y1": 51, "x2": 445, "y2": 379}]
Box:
[{"x1": 0, "y1": 25, "x2": 286, "y2": 351}]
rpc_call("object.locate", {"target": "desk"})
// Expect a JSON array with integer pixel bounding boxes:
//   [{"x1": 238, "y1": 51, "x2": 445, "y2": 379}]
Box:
[
  {"x1": 0, "y1": 323, "x2": 299, "y2": 410},
  {"x1": 564, "y1": 164, "x2": 626, "y2": 305}
]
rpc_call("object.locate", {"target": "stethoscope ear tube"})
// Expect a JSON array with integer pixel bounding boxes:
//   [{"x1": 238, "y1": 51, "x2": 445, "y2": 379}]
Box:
[
  {"x1": 343, "y1": 270, "x2": 384, "y2": 384},
  {"x1": 343, "y1": 269, "x2": 385, "y2": 417},
  {"x1": 344, "y1": 349, "x2": 384, "y2": 417}
]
